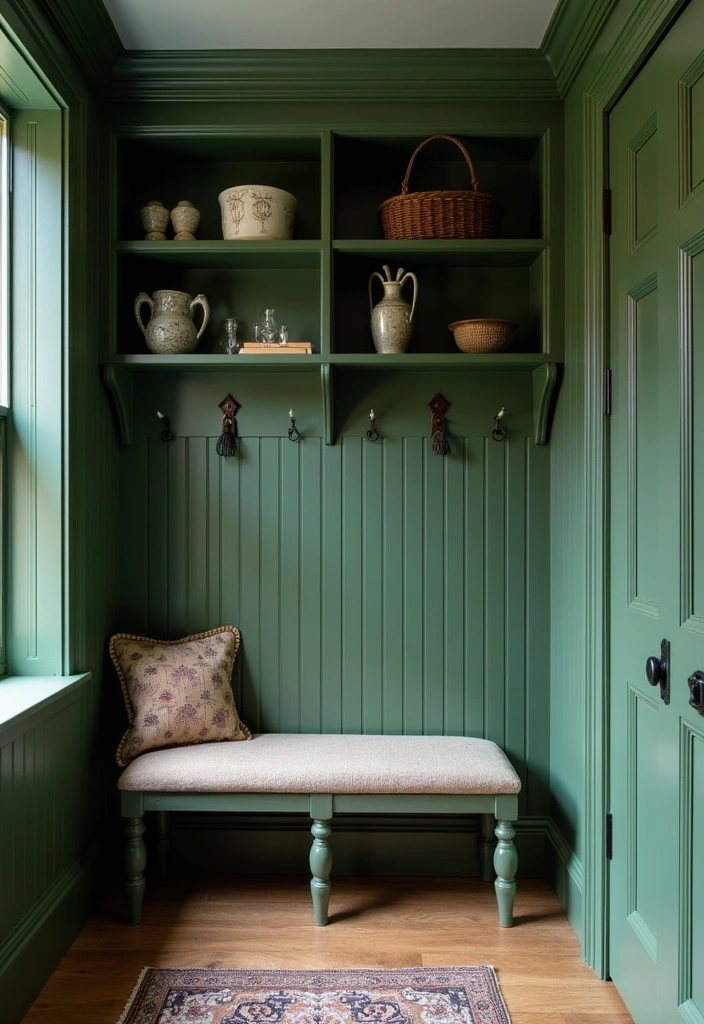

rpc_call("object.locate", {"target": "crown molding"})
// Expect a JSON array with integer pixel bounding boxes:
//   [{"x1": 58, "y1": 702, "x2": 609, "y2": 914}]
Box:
[
  {"x1": 106, "y1": 48, "x2": 560, "y2": 103},
  {"x1": 541, "y1": 0, "x2": 620, "y2": 96},
  {"x1": 31, "y1": 0, "x2": 123, "y2": 98}
]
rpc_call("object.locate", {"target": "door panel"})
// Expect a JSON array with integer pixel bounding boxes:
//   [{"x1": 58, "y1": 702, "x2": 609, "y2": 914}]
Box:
[
  {"x1": 609, "y1": 2, "x2": 704, "y2": 1021},
  {"x1": 629, "y1": 276, "x2": 660, "y2": 611}
]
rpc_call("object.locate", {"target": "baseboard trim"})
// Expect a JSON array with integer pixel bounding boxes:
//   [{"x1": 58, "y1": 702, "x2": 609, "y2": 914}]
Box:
[
  {"x1": 0, "y1": 840, "x2": 105, "y2": 1024},
  {"x1": 544, "y1": 816, "x2": 584, "y2": 936}
]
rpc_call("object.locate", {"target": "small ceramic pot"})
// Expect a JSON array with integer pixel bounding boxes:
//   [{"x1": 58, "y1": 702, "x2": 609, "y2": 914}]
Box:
[
  {"x1": 139, "y1": 199, "x2": 170, "y2": 241},
  {"x1": 170, "y1": 200, "x2": 201, "y2": 241},
  {"x1": 218, "y1": 184, "x2": 297, "y2": 240}
]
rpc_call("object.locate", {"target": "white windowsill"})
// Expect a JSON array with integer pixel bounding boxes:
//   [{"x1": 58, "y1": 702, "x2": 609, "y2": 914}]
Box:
[{"x1": 0, "y1": 672, "x2": 92, "y2": 738}]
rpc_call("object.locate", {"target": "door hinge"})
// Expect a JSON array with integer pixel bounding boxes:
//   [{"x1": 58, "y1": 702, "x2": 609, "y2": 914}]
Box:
[
  {"x1": 606, "y1": 812, "x2": 613, "y2": 860},
  {"x1": 603, "y1": 188, "x2": 612, "y2": 235},
  {"x1": 603, "y1": 368, "x2": 612, "y2": 416}
]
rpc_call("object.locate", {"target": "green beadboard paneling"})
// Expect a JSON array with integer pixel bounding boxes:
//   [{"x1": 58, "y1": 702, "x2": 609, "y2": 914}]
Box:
[{"x1": 116, "y1": 375, "x2": 551, "y2": 818}]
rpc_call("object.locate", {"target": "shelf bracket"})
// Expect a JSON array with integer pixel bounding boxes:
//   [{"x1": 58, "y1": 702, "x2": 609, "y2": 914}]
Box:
[
  {"x1": 321, "y1": 363, "x2": 333, "y2": 445},
  {"x1": 532, "y1": 362, "x2": 559, "y2": 445},
  {"x1": 102, "y1": 364, "x2": 134, "y2": 446}
]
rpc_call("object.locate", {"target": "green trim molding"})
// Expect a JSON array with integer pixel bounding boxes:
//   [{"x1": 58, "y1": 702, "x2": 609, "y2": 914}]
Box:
[
  {"x1": 107, "y1": 49, "x2": 559, "y2": 103},
  {"x1": 541, "y1": 0, "x2": 621, "y2": 96}
]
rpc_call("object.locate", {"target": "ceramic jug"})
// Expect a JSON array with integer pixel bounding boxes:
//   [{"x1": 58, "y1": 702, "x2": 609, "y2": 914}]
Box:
[
  {"x1": 134, "y1": 289, "x2": 210, "y2": 354},
  {"x1": 369, "y1": 264, "x2": 418, "y2": 354}
]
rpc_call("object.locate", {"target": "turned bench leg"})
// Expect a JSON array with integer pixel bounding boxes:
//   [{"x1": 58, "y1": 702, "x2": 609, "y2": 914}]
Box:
[
  {"x1": 124, "y1": 815, "x2": 147, "y2": 925},
  {"x1": 494, "y1": 818, "x2": 518, "y2": 927},
  {"x1": 309, "y1": 817, "x2": 333, "y2": 925}
]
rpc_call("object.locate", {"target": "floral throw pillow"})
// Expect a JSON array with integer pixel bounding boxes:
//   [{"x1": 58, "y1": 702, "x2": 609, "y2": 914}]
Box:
[{"x1": 110, "y1": 626, "x2": 251, "y2": 767}]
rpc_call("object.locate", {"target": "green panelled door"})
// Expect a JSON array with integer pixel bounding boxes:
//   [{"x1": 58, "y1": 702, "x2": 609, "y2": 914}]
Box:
[{"x1": 609, "y1": 3, "x2": 704, "y2": 1022}]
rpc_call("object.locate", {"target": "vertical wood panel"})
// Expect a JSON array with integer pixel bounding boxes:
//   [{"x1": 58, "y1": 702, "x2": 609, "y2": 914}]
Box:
[
  {"x1": 341, "y1": 440, "x2": 363, "y2": 733},
  {"x1": 206, "y1": 440, "x2": 223, "y2": 626},
  {"x1": 280, "y1": 442, "x2": 301, "y2": 732},
  {"x1": 259, "y1": 439, "x2": 282, "y2": 732},
  {"x1": 444, "y1": 442, "x2": 467, "y2": 736},
  {"x1": 238, "y1": 441, "x2": 263, "y2": 730},
  {"x1": 423, "y1": 440, "x2": 445, "y2": 735},
  {"x1": 321, "y1": 444, "x2": 342, "y2": 733},
  {"x1": 382, "y1": 440, "x2": 404, "y2": 734},
  {"x1": 186, "y1": 438, "x2": 208, "y2": 635},
  {"x1": 484, "y1": 440, "x2": 507, "y2": 747},
  {"x1": 299, "y1": 441, "x2": 322, "y2": 732},
  {"x1": 526, "y1": 443, "x2": 551, "y2": 813},
  {"x1": 147, "y1": 439, "x2": 168, "y2": 637},
  {"x1": 506, "y1": 440, "x2": 527, "y2": 791},
  {"x1": 464, "y1": 440, "x2": 485, "y2": 737},
  {"x1": 362, "y1": 441, "x2": 383, "y2": 735},
  {"x1": 403, "y1": 439, "x2": 424, "y2": 734},
  {"x1": 168, "y1": 439, "x2": 189, "y2": 638}
]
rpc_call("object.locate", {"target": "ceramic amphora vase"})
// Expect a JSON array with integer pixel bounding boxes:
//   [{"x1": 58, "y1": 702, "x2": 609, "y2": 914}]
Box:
[
  {"x1": 135, "y1": 289, "x2": 210, "y2": 354},
  {"x1": 369, "y1": 264, "x2": 418, "y2": 354}
]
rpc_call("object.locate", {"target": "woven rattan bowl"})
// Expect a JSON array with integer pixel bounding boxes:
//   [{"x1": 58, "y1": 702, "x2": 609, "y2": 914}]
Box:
[{"x1": 449, "y1": 318, "x2": 518, "y2": 354}]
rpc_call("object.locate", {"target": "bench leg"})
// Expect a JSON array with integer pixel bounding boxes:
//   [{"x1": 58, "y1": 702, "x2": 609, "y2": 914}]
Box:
[
  {"x1": 479, "y1": 814, "x2": 496, "y2": 882},
  {"x1": 153, "y1": 810, "x2": 170, "y2": 880},
  {"x1": 494, "y1": 819, "x2": 518, "y2": 927},
  {"x1": 309, "y1": 818, "x2": 333, "y2": 926},
  {"x1": 124, "y1": 816, "x2": 147, "y2": 925}
]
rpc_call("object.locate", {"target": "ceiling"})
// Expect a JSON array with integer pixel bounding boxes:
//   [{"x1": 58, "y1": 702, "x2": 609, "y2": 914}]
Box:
[{"x1": 99, "y1": 0, "x2": 562, "y2": 51}]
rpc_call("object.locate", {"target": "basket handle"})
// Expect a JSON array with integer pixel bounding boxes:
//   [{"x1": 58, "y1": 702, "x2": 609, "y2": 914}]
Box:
[{"x1": 401, "y1": 134, "x2": 479, "y2": 196}]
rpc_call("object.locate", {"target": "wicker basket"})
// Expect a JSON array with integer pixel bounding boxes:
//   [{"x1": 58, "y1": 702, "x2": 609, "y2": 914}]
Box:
[
  {"x1": 378, "y1": 134, "x2": 502, "y2": 240},
  {"x1": 449, "y1": 319, "x2": 517, "y2": 354}
]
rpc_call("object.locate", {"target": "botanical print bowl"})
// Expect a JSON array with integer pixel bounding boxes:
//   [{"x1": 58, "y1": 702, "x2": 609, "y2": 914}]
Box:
[{"x1": 218, "y1": 184, "x2": 297, "y2": 240}]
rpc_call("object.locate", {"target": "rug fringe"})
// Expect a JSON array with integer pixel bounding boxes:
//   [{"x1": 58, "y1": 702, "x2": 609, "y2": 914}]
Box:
[
  {"x1": 116, "y1": 966, "x2": 151, "y2": 1024},
  {"x1": 486, "y1": 965, "x2": 513, "y2": 1024}
]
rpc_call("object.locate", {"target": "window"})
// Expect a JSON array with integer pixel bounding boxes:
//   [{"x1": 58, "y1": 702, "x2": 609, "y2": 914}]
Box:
[{"x1": 0, "y1": 105, "x2": 8, "y2": 676}]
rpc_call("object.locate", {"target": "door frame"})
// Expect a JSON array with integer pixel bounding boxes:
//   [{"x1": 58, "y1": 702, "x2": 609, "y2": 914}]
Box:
[{"x1": 578, "y1": 0, "x2": 690, "y2": 978}]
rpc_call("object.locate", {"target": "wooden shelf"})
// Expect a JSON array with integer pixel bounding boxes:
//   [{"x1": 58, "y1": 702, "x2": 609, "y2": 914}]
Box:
[
  {"x1": 333, "y1": 239, "x2": 547, "y2": 266},
  {"x1": 102, "y1": 354, "x2": 560, "y2": 447},
  {"x1": 115, "y1": 239, "x2": 322, "y2": 269}
]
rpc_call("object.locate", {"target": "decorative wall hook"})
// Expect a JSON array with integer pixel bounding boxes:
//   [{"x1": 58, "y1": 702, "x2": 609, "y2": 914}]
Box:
[
  {"x1": 428, "y1": 392, "x2": 450, "y2": 455},
  {"x1": 366, "y1": 408, "x2": 379, "y2": 442},
  {"x1": 492, "y1": 406, "x2": 507, "y2": 442},
  {"x1": 215, "y1": 393, "x2": 240, "y2": 457},
  {"x1": 156, "y1": 410, "x2": 174, "y2": 442},
  {"x1": 288, "y1": 408, "x2": 301, "y2": 443}
]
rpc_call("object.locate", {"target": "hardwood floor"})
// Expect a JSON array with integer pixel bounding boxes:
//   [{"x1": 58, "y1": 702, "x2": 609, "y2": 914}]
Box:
[{"x1": 22, "y1": 874, "x2": 632, "y2": 1024}]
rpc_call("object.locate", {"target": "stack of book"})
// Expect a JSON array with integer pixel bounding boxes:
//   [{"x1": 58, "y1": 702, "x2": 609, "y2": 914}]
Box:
[{"x1": 239, "y1": 342, "x2": 312, "y2": 355}]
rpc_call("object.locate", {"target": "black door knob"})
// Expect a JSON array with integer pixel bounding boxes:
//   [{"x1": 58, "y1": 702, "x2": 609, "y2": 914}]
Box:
[
  {"x1": 646, "y1": 656, "x2": 663, "y2": 687},
  {"x1": 645, "y1": 640, "x2": 670, "y2": 705}
]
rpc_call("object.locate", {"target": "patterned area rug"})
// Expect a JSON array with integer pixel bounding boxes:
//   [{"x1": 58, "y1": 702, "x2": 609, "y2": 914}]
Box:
[{"x1": 118, "y1": 966, "x2": 512, "y2": 1024}]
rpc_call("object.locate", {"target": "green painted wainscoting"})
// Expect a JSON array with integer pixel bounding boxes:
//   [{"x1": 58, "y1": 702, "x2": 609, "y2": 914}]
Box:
[
  {"x1": 0, "y1": 675, "x2": 104, "y2": 1024},
  {"x1": 112, "y1": 370, "x2": 552, "y2": 873}
]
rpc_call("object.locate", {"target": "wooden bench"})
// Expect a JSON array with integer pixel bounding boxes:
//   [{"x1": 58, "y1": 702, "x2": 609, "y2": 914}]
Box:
[{"x1": 118, "y1": 733, "x2": 522, "y2": 927}]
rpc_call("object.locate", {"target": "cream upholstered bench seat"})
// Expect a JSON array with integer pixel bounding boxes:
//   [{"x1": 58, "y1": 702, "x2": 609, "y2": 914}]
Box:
[{"x1": 119, "y1": 733, "x2": 522, "y2": 927}]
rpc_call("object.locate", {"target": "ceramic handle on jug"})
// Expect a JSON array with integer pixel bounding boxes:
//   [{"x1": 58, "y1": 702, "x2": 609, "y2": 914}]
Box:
[
  {"x1": 399, "y1": 272, "x2": 418, "y2": 322},
  {"x1": 190, "y1": 294, "x2": 210, "y2": 340},
  {"x1": 134, "y1": 292, "x2": 153, "y2": 338},
  {"x1": 368, "y1": 271, "x2": 386, "y2": 315}
]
